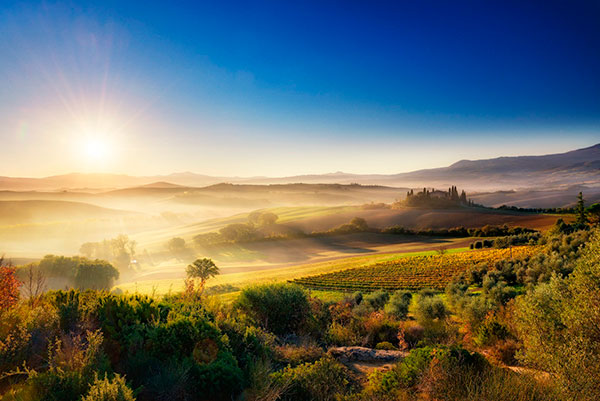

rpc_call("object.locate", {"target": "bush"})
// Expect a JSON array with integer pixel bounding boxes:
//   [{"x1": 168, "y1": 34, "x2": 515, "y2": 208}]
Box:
[
  {"x1": 414, "y1": 294, "x2": 447, "y2": 324},
  {"x1": 363, "y1": 313, "x2": 399, "y2": 347},
  {"x1": 488, "y1": 339, "x2": 519, "y2": 366},
  {"x1": 272, "y1": 356, "x2": 355, "y2": 401},
  {"x1": 274, "y1": 344, "x2": 324, "y2": 367},
  {"x1": 363, "y1": 290, "x2": 390, "y2": 310},
  {"x1": 218, "y1": 318, "x2": 274, "y2": 379},
  {"x1": 25, "y1": 369, "x2": 92, "y2": 401},
  {"x1": 372, "y1": 345, "x2": 487, "y2": 395},
  {"x1": 384, "y1": 290, "x2": 412, "y2": 319},
  {"x1": 397, "y1": 321, "x2": 425, "y2": 350},
  {"x1": 82, "y1": 374, "x2": 136, "y2": 401},
  {"x1": 515, "y1": 230, "x2": 600, "y2": 399},
  {"x1": 474, "y1": 318, "x2": 509, "y2": 347},
  {"x1": 326, "y1": 322, "x2": 363, "y2": 346},
  {"x1": 0, "y1": 261, "x2": 21, "y2": 312},
  {"x1": 375, "y1": 341, "x2": 396, "y2": 350},
  {"x1": 235, "y1": 283, "x2": 311, "y2": 335},
  {"x1": 0, "y1": 302, "x2": 60, "y2": 374}
]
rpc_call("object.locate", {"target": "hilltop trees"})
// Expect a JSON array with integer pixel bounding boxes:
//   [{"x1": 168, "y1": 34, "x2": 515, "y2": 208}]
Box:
[
  {"x1": 219, "y1": 223, "x2": 259, "y2": 242},
  {"x1": 166, "y1": 237, "x2": 186, "y2": 254},
  {"x1": 248, "y1": 210, "x2": 279, "y2": 226},
  {"x1": 166, "y1": 237, "x2": 193, "y2": 261},
  {"x1": 403, "y1": 185, "x2": 472, "y2": 208},
  {"x1": 193, "y1": 211, "x2": 284, "y2": 247}
]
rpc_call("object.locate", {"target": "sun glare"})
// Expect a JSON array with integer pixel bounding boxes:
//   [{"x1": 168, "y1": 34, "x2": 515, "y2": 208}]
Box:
[{"x1": 82, "y1": 135, "x2": 111, "y2": 161}]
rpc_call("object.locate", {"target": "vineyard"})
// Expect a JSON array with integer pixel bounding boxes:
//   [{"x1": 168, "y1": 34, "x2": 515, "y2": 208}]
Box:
[{"x1": 292, "y1": 246, "x2": 540, "y2": 292}]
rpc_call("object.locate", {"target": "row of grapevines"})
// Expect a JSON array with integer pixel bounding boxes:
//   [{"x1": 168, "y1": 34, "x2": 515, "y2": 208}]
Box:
[{"x1": 292, "y1": 246, "x2": 539, "y2": 292}]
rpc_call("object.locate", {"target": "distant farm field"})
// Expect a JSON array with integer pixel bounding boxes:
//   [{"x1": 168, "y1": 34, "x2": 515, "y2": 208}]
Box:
[
  {"x1": 114, "y1": 244, "x2": 472, "y2": 295},
  {"x1": 292, "y1": 246, "x2": 540, "y2": 292}
]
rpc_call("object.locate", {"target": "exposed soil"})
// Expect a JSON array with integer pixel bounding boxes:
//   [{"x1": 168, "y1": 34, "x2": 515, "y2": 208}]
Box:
[{"x1": 329, "y1": 346, "x2": 408, "y2": 382}]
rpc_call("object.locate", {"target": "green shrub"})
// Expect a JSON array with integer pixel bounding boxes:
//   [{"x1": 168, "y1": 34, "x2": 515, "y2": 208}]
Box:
[
  {"x1": 474, "y1": 318, "x2": 510, "y2": 347},
  {"x1": 515, "y1": 230, "x2": 600, "y2": 399},
  {"x1": 326, "y1": 322, "x2": 363, "y2": 346},
  {"x1": 274, "y1": 344, "x2": 324, "y2": 367},
  {"x1": 373, "y1": 345, "x2": 487, "y2": 394},
  {"x1": 218, "y1": 318, "x2": 274, "y2": 379},
  {"x1": 363, "y1": 290, "x2": 390, "y2": 310},
  {"x1": 24, "y1": 369, "x2": 92, "y2": 401},
  {"x1": 235, "y1": 283, "x2": 311, "y2": 335},
  {"x1": 82, "y1": 374, "x2": 135, "y2": 401},
  {"x1": 414, "y1": 294, "x2": 447, "y2": 324},
  {"x1": 272, "y1": 356, "x2": 355, "y2": 401},
  {"x1": 375, "y1": 341, "x2": 396, "y2": 350},
  {"x1": 384, "y1": 290, "x2": 412, "y2": 319},
  {"x1": 189, "y1": 351, "x2": 244, "y2": 400},
  {"x1": 0, "y1": 302, "x2": 60, "y2": 374}
]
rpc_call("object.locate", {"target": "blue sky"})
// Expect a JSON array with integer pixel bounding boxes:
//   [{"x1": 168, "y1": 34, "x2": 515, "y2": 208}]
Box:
[{"x1": 1, "y1": 0, "x2": 599, "y2": 176}]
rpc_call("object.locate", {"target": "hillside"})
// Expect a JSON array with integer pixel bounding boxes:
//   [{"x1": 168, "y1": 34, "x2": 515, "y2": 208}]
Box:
[
  {"x1": 132, "y1": 204, "x2": 559, "y2": 253},
  {"x1": 0, "y1": 200, "x2": 137, "y2": 225},
  {"x1": 389, "y1": 143, "x2": 600, "y2": 190}
]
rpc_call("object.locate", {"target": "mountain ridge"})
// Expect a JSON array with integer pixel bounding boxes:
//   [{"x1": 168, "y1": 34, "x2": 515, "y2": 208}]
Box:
[{"x1": 1, "y1": 143, "x2": 598, "y2": 191}]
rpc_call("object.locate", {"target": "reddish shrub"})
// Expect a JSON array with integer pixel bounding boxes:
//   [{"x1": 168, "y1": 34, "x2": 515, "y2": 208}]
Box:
[{"x1": 0, "y1": 260, "x2": 21, "y2": 312}]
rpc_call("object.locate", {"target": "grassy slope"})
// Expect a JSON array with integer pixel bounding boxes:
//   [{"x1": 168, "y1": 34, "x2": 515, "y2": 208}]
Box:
[
  {"x1": 132, "y1": 204, "x2": 557, "y2": 252},
  {"x1": 132, "y1": 205, "x2": 359, "y2": 249}
]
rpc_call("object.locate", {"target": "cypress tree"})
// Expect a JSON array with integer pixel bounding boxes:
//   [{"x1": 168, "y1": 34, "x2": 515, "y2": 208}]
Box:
[{"x1": 576, "y1": 192, "x2": 587, "y2": 225}]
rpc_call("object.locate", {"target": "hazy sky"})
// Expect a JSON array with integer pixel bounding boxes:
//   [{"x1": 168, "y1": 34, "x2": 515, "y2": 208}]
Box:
[{"x1": 1, "y1": 1, "x2": 599, "y2": 177}]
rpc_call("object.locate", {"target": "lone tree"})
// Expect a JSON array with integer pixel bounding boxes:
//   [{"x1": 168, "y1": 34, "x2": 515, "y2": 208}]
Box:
[
  {"x1": 576, "y1": 192, "x2": 587, "y2": 226},
  {"x1": 186, "y1": 258, "x2": 220, "y2": 295}
]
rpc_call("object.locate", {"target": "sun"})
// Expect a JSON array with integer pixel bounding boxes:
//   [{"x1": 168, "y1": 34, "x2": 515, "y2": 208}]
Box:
[{"x1": 81, "y1": 135, "x2": 111, "y2": 161}]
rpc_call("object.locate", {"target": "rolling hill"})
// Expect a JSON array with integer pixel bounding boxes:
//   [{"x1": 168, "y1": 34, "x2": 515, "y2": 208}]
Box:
[
  {"x1": 388, "y1": 143, "x2": 600, "y2": 190},
  {"x1": 0, "y1": 200, "x2": 137, "y2": 225}
]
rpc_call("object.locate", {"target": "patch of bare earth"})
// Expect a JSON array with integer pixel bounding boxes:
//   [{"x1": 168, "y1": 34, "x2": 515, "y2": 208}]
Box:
[{"x1": 329, "y1": 346, "x2": 407, "y2": 382}]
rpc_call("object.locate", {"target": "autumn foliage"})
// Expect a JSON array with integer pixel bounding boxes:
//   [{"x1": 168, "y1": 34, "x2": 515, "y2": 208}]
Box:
[{"x1": 0, "y1": 257, "x2": 21, "y2": 311}]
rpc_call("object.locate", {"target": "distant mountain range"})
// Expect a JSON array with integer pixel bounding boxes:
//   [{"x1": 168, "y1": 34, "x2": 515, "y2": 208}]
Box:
[{"x1": 1, "y1": 143, "x2": 599, "y2": 191}]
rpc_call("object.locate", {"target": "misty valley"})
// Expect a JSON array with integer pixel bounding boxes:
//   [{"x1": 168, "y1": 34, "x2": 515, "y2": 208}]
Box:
[{"x1": 2, "y1": 2, "x2": 600, "y2": 400}]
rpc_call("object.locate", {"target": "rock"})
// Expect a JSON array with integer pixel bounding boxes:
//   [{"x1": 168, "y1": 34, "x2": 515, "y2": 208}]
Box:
[{"x1": 328, "y1": 346, "x2": 407, "y2": 363}]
